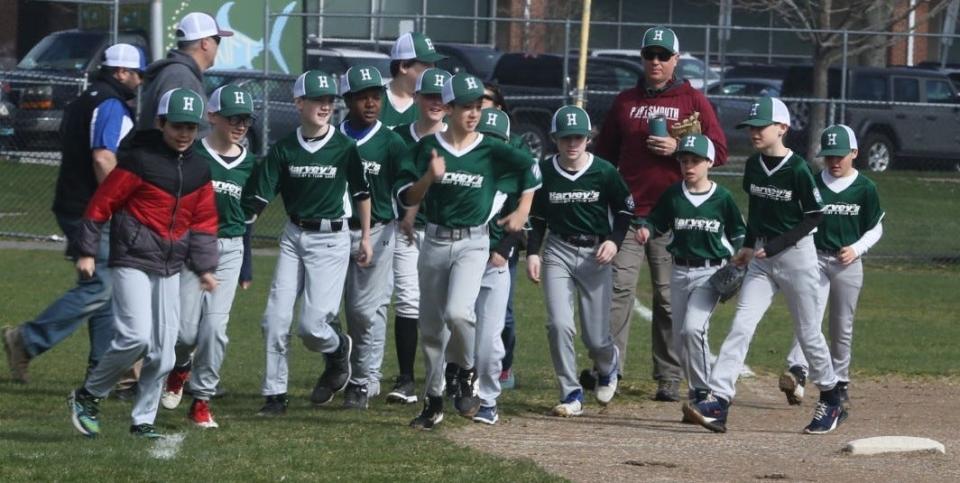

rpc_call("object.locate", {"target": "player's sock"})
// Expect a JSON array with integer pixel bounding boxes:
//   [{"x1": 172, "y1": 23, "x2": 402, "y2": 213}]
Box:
[{"x1": 395, "y1": 316, "x2": 418, "y2": 376}]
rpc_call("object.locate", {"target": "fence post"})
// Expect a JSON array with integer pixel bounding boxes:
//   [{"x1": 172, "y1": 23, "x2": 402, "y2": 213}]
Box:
[
  {"x1": 841, "y1": 30, "x2": 848, "y2": 124},
  {"x1": 563, "y1": 18, "x2": 571, "y2": 104},
  {"x1": 261, "y1": 1, "x2": 271, "y2": 157}
]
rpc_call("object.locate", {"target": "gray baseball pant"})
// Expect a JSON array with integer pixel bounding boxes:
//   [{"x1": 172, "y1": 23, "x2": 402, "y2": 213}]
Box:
[
  {"x1": 84, "y1": 267, "x2": 180, "y2": 426},
  {"x1": 542, "y1": 236, "x2": 619, "y2": 400},
  {"x1": 261, "y1": 221, "x2": 350, "y2": 396},
  {"x1": 392, "y1": 226, "x2": 424, "y2": 319},
  {"x1": 418, "y1": 224, "x2": 489, "y2": 398},
  {"x1": 670, "y1": 264, "x2": 722, "y2": 394},
  {"x1": 475, "y1": 261, "x2": 510, "y2": 407},
  {"x1": 345, "y1": 222, "x2": 396, "y2": 395},
  {"x1": 709, "y1": 235, "x2": 839, "y2": 401},
  {"x1": 609, "y1": 226, "x2": 681, "y2": 381},
  {"x1": 786, "y1": 255, "x2": 864, "y2": 382},
  {"x1": 175, "y1": 237, "x2": 243, "y2": 400}
]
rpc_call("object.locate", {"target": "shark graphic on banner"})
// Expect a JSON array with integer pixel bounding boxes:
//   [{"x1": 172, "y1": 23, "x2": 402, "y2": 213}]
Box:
[{"x1": 214, "y1": 1, "x2": 297, "y2": 73}]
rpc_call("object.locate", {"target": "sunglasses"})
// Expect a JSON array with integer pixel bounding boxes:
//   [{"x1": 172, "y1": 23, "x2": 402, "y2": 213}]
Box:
[
  {"x1": 212, "y1": 35, "x2": 222, "y2": 45},
  {"x1": 226, "y1": 115, "x2": 254, "y2": 127},
  {"x1": 642, "y1": 50, "x2": 674, "y2": 62}
]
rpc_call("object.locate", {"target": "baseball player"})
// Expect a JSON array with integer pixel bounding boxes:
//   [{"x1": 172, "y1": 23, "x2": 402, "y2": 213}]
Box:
[
  {"x1": 469, "y1": 107, "x2": 541, "y2": 424},
  {"x1": 526, "y1": 106, "x2": 632, "y2": 417},
  {"x1": 158, "y1": 85, "x2": 256, "y2": 428},
  {"x1": 337, "y1": 66, "x2": 408, "y2": 409},
  {"x1": 780, "y1": 125, "x2": 884, "y2": 406},
  {"x1": 636, "y1": 134, "x2": 746, "y2": 407},
  {"x1": 68, "y1": 88, "x2": 219, "y2": 439},
  {"x1": 397, "y1": 73, "x2": 535, "y2": 430},
  {"x1": 242, "y1": 70, "x2": 372, "y2": 416},
  {"x1": 683, "y1": 97, "x2": 846, "y2": 435},
  {"x1": 386, "y1": 67, "x2": 451, "y2": 405},
  {"x1": 382, "y1": 32, "x2": 446, "y2": 127}
]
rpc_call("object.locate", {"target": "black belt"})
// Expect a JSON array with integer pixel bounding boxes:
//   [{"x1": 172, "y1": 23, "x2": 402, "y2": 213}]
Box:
[
  {"x1": 290, "y1": 216, "x2": 344, "y2": 232},
  {"x1": 561, "y1": 234, "x2": 601, "y2": 248},
  {"x1": 673, "y1": 257, "x2": 725, "y2": 268},
  {"x1": 347, "y1": 219, "x2": 388, "y2": 230}
]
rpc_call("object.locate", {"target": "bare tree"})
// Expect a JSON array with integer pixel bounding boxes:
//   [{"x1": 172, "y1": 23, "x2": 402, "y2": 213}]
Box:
[{"x1": 712, "y1": 0, "x2": 950, "y2": 160}]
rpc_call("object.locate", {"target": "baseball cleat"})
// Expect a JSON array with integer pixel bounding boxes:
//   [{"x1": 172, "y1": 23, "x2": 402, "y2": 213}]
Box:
[
  {"x1": 343, "y1": 383, "x2": 369, "y2": 410},
  {"x1": 3, "y1": 325, "x2": 31, "y2": 383},
  {"x1": 803, "y1": 400, "x2": 848, "y2": 434},
  {"x1": 161, "y1": 366, "x2": 191, "y2": 410},
  {"x1": 551, "y1": 390, "x2": 584, "y2": 417},
  {"x1": 311, "y1": 334, "x2": 353, "y2": 405},
  {"x1": 68, "y1": 388, "x2": 101, "y2": 438},
  {"x1": 454, "y1": 367, "x2": 481, "y2": 418},
  {"x1": 410, "y1": 395, "x2": 444, "y2": 430},
  {"x1": 386, "y1": 375, "x2": 418, "y2": 404},
  {"x1": 654, "y1": 379, "x2": 681, "y2": 402},
  {"x1": 578, "y1": 369, "x2": 597, "y2": 391},
  {"x1": 129, "y1": 423, "x2": 162, "y2": 439},
  {"x1": 682, "y1": 389, "x2": 711, "y2": 424},
  {"x1": 444, "y1": 363, "x2": 461, "y2": 400},
  {"x1": 595, "y1": 371, "x2": 618, "y2": 406},
  {"x1": 473, "y1": 405, "x2": 499, "y2": 425},
  {"x1": 257, "y1": 394, "x2": 289, "y2": 417},
  {"x1": 682, "y1": 395, "x2": 728, "y2": 433},
  {"x1": 189, "y1": 399, "x2": 219, "y2": 429},
  {"x1": 779, "y1": 365, "x2": 807, "y2": 406}
]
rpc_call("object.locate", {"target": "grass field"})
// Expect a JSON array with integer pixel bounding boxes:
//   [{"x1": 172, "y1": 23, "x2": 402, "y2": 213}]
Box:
[
  {"x1": 1, "y1": 248, "x2": 957, "y2": 480},
  {"x1": 2, "y1": 158, "x2": 960, "y2": 258}
]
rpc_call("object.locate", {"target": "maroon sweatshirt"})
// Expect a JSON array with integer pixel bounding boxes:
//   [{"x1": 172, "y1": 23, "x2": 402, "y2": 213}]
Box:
[{"x1": 594, "y1": 78, "x2": 727, "y2": 217}]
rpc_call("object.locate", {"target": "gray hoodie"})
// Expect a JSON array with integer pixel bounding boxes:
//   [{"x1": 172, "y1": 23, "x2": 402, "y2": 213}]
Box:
[{"x1": 137, "y1": 49, "x2": 207, "y2": 132}]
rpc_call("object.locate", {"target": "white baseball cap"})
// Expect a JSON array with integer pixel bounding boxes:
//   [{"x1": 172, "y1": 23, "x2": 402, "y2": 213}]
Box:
[
  {"x1": 102, "y1": 43, "x2": 146, "y2": 72},
  {"x1": 176, "y1": 12, "x2": 233, "y2": 42}
]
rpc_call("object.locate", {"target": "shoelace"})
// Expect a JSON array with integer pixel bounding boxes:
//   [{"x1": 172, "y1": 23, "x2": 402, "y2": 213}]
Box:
[
  {"x1": 80, "y1": 395, "x2": 101, "y2": 417},
  {"x1": 811, "y1": 401, "x2": 829, "y2": 421}
]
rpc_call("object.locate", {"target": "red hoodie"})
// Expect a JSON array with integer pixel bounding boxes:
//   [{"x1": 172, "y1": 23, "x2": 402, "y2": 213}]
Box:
[{"x1": 594, "y1": 79, "x2": 727, "y2": 217}]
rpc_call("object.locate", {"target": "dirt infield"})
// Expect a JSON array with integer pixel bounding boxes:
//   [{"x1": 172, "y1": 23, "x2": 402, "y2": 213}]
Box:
[{"x1": 449, "y1": 375, "x2": 959, "y2": 482}]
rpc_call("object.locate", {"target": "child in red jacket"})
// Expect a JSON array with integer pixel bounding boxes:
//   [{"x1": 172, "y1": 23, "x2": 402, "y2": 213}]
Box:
[{"x1": 67, "y1": 88, "x2": 219, "y2": 439}]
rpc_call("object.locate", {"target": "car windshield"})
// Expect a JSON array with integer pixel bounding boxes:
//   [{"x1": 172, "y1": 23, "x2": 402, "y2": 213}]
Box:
[
  {"x1": 679, "y1": 58, "x2": 720, "y2": 82},
  {"x1": 17, "y1": 32, "x2": 104, "y2": 71}
]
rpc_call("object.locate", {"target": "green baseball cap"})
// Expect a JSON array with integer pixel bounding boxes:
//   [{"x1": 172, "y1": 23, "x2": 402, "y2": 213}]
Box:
[
  {"x1": 676, "y1": 134, "x2": 716, "y2": 163},
  {"x1": 157, "y1": 88, "x2": 204, "y2": 123},
  {"x1": 416, "y1": 68, "x2": 451, "y2": 95},
  {"x1": 737, "y1": 96, "x2": 791, "y2": 128},
  {"x1": 339, "y1": 65, "x2": 385, "y2": 96},
  {"x1": 550, "y1": 105, "x2": 592, "y2": 138},
  {"x1": 641, "y1": 26, "x2": 679, "y2": 54},
  {"x1": 391, "y1": 32, "x2": 446, "y2": 63},
  {"x1": 207, "y1": 84, "x2": 253, "y2": 117},
  {"x1": 818, "y1": 124, "x2": 858, "y2": 157},
  {"x1": 441, "y1": 73, "x2": 484, "y2": 105},
  {"x1": 294, "y1": 70, "x2": 338, "y2": 99},
  {"x1": 478, "y1": 108, "x2": 510, "y2": 141}
]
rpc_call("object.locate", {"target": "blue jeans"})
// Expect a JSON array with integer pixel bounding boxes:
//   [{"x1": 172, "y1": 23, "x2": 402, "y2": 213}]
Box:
[
  {"x1": 20, "y1": 215, "x2": 114, "y2": 373},
  {"x1": 500, "y1": 251, "x2": 518, "y2": 371}
]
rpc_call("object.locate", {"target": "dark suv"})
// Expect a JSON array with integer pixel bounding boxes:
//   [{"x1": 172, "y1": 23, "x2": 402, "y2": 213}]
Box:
[
  {"x1": 781, "y1": 65, "x2": 960, "y2": 171},
  {"x1": 491, "y1": 53, "x2": 643, "y2": 159}
]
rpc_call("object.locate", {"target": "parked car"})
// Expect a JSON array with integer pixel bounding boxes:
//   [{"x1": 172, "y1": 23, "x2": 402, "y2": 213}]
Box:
[
  {"x1": 7, "y1": 29, "x2": 150, "y2": 150},
  {"x1": 305, "y1": 46, "x2": 393, "y2": 79},
  {"x1": 781, "y1": 65, "x2": 960, "y2": 171},
  {"x1": 0, "y1": 81, "x2": 14, "y2": 149},
  {"x1": 434, "y1": 43, "x2": 502, "y2": 79},
  {"x1": 707, "y1": 78, "x2": 783, "y2": 154},
  {"x1": 589, "y1": 49, "x2": 721, "y2": 90},
  {"x1": 490, "y1": 52, "x2": 644, "y2": 158}
]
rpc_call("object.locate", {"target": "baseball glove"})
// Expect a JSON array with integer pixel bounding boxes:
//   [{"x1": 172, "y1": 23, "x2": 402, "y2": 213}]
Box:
[
  {"x1": 669, "y1": 111, "x2": 702, "y2": 139},
  {"x1": 708, "y1": 263, "x2": 746, "y2": 303}
]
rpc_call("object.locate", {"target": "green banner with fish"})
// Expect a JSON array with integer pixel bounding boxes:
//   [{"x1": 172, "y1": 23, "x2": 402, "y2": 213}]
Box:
[{"x1": 163, "y1": 0, "x2": 302, "y2": 74}]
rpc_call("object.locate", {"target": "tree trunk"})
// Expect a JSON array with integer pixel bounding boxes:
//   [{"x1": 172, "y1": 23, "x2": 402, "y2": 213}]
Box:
[
  {"x1": 859, "y1": 2, "x2": 893, "y2": 67},
  {"x1": 807, "y1": 49, "x2": 832, "y2": 166}
]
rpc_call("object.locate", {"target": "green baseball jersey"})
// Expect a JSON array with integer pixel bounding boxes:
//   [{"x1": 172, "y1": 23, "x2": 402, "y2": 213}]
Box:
[
  {"x1": 397, "y1": 133, "x2": 535, "y2": 228},
  {"x1": 393, "y1": 122, "x2": 447, "y2": 226},
  {"x1": 488, "y1": 141, "x2": 542, "y2": 249},
  {"x1": 742, "y1": 152, "x2": 824, "y2": 245},
  {"x1": 340, "y1": 121, "x2": 407, "y2": 223},
  {"x1": 813, "y1": 171, "x2": 884, "y2": 252},
  {"x1": 646, "y1": 182, "x2": 746, "y2": 260},
  {"x1": 244, "y1": 127, "x2": 369, "y2": 221},
  {"x1": 531, "y1": 154, "x2": 633, "y2": 236},
  {"x1": 380, "y1": 87, "x2": 418, "y2": 128},
  {"x1": 196, "y1": 139, "x2": 256, "y2": 238}
]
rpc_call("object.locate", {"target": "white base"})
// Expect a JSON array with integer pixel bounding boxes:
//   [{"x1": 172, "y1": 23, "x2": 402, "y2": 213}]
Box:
[{"x1": 843, "y1": 436, "x2": 946, "y2": 456}]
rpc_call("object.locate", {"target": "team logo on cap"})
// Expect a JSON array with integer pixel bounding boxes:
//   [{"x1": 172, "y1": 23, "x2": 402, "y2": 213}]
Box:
[
  {"x1": 749, "y1": 103, "x2": 759, "y2": 117},
  {"x1": 684, "y1": 136, "x2": 696, "y2": 148},
  {"x1": 827, "y1": 133, "x2": 837, "y2": 146},
  {"x1": 318, "y1": 75, "x2": 330, "y2": 88},
  {"x1": 433, "y1": 74, "x2": 445, "y2": 87},
  {"x1": 653, "y1": 30, "x2": 664, "y2": 41},
  {"x1": 183, "y1": 97, "x2": 196, "y2": 111},
  {"x1": 465, "y1": 77, "x2": 479, "y2": 89},
  {"x1": 359, "y1": 69, "x2": 372, "y2": 81},
  {"x1": 566, "y1": 113, "x2": 578, "y2": 126},
  {"x1": 486, "y1": 112, "x2": 499, "y2": 126},
  {"x1": 234, "y1": 92, "x2": 246, "y2": 104}
]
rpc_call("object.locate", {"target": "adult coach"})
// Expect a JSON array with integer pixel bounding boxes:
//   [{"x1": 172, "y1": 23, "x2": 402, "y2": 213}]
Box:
[
  {"x1": 3, "y1": 44, "x2": 144, "y2": 383},
  {"x1": 138, "y1": 11, "x2": 231, "y2": 132},
  {"x1": 594, "y1": 27, "x2": 727, "y2": 401}
]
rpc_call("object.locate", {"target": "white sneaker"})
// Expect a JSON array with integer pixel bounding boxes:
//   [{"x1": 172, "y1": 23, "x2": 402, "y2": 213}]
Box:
[
  {"x1": 596, "y1": 375, "x2": 618, "y2": 406},
  {"x1": 161, "y1": 389, "x2": 183, "y2": 410},
  {"x1": 551, "y1": 399, "x2": 583, "y2": 417}
]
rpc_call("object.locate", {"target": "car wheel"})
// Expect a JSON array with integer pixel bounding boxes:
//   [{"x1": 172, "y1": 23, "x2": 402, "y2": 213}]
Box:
[
  {"x1": 512, "y1": 120, "x2": 549, "y2": 160},
  {"x1": 858, "y1": 132, "x2": 895, "y2": 172}
]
